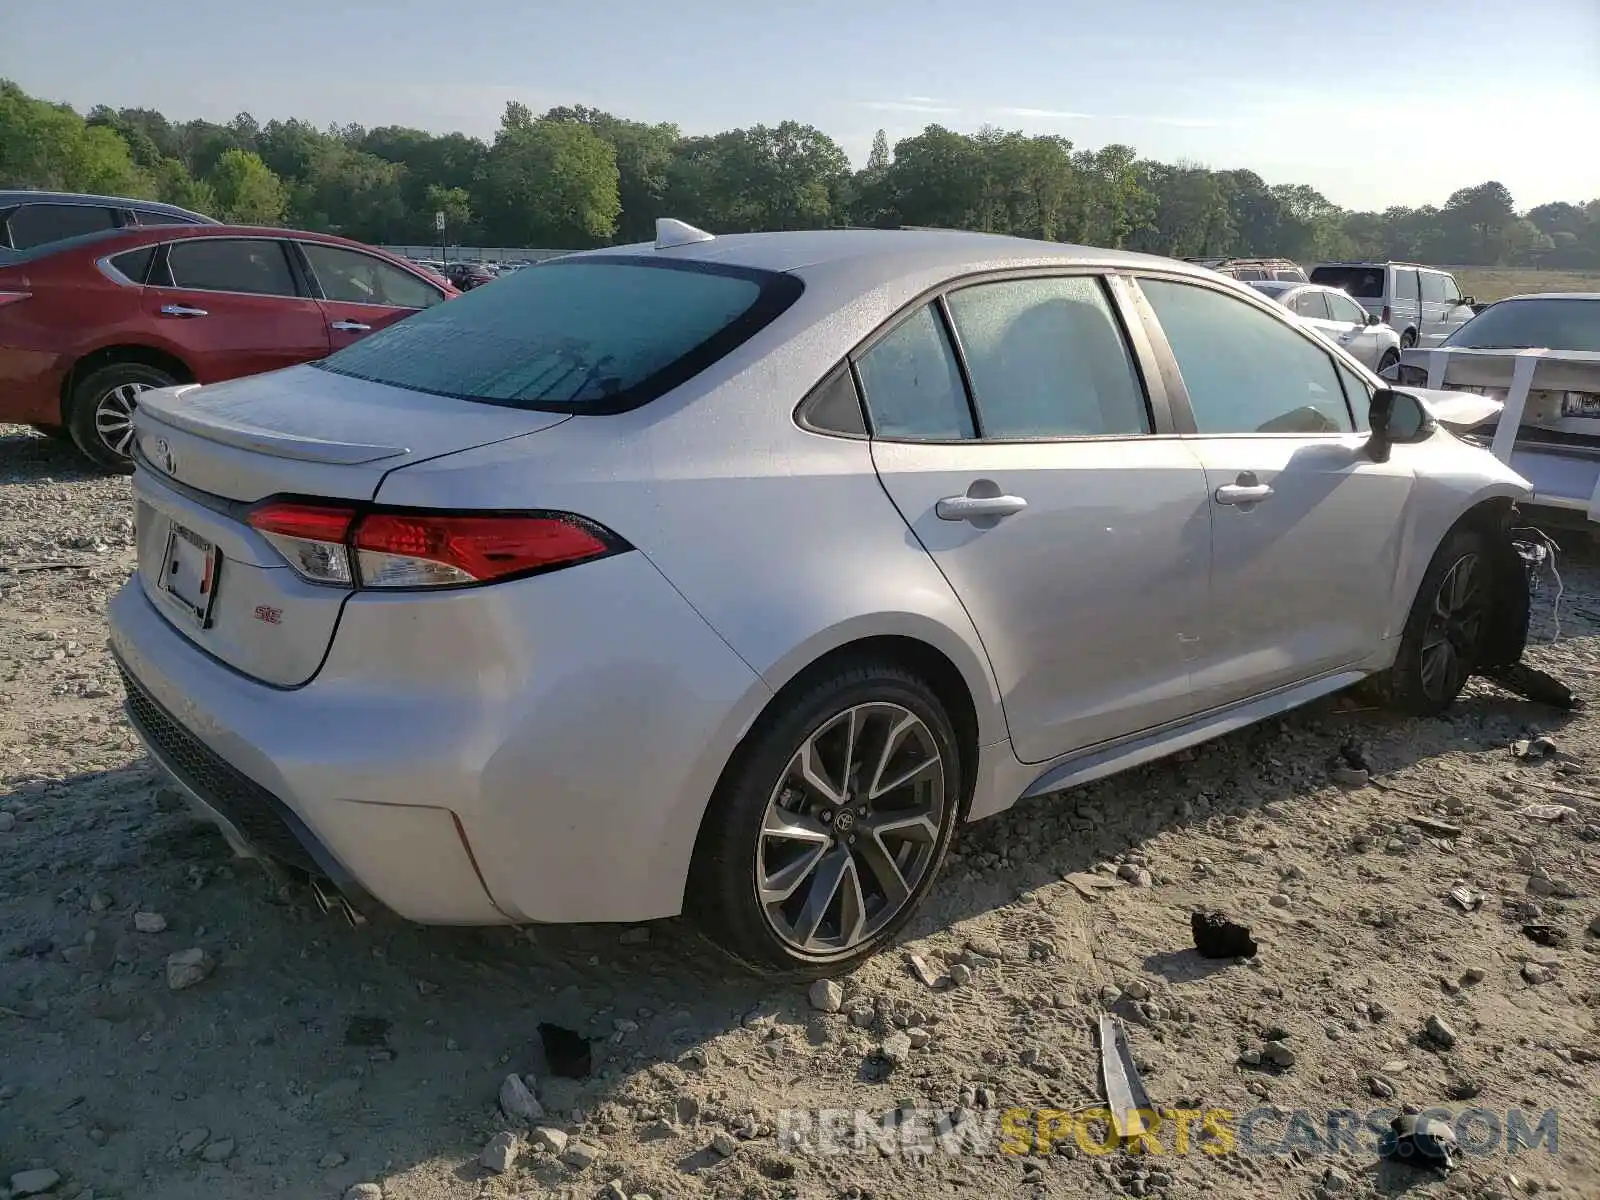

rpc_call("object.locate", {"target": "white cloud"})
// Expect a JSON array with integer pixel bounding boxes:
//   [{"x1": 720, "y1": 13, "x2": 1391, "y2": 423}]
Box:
[{"x1": 857, "y1": 98, "x2": 961, "y2": 115}]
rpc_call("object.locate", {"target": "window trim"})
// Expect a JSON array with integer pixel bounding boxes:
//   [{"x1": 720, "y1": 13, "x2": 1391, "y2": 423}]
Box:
[
  {"x1": 290, "y1": 240, "x2": 447, "y2": 310},
  {"x1": 1128, "y1": 270, "x2": 1373, "y2": 438},
  {"x1": 803, "y1": 264, "x2": 1179, "y2": 446},
  {"x1": 149, "y1": 236, "x2": 312, "y2": 301}
]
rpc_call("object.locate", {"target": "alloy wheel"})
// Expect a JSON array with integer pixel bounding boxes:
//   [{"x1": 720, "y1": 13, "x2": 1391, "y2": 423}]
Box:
[
  {"x1": 756, "y1": 702, "x2": 946, "y2": 957},
  {"x1": 95, "y1": 382, "x2": 148, "y2": 459},
  {"x1": 1419, "y1": 552, "x2": 1487, "y2": 701}
]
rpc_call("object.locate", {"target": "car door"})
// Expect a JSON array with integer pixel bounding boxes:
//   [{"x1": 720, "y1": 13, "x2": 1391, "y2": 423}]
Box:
[
  {"x1": 1435, "y1": 272, "x2": 1475, "y2": 343},
  {"x1": 295, "y1": 241, "x2": 448, "y2": 351},
  {"x1": 142, "y1": 237, "x2": 330, "y2": 382},
  {"x1": 862, "y1": 275, "x2": 1213, "y2": 763},
  {"x1": 1393, "y1": 266, "x2": 1422, "y2": 345},
  {"x1": 1325, "y1": 290, "x2": 1385, "y2": 368},
  {"x1": 1131, "y1": 274, "x2": 1415, "y2": 711},
  {"x1": 1289, "y1": 287, "x2": 1345, "y2": 347},
  {"x1": 1418, "y1": 270, "x2": 1452, "y2": 346}
]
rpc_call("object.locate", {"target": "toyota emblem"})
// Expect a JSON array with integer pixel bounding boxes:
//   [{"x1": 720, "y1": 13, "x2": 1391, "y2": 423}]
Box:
[{"x1": 153, "y1": 437, "x2": 175, "y2": 475}]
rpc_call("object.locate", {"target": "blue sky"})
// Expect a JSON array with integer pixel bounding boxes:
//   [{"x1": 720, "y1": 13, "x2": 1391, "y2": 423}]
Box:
[{"x1": 7, "y1": 0, "x2": 1598, "y2": 211}]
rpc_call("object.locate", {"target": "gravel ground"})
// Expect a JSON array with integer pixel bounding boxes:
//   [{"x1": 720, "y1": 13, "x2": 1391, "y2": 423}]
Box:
[{"x1": 2, "y1": 423, "x2": 1598, "y2": 1200}]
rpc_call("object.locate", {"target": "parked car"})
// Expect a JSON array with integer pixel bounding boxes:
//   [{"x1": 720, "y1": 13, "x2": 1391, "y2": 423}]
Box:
[
  {"x1": 1248, "y1": 280, "x2": 1403, "y2": 373},
  {"x1": 1309, "y1": 261, "x2": 1477, "y2": 349},
  {"x1": 445, "y1": 261, "x2": 498, "y2": 290},
  {"x1": 110, "y1": 222, "x2": 1535, "y2": 976},
  {"x1": 1, "y1": 190, "x2": 217, "y2": 252},
  {"x1": 1391, "y1": 293, "x2": 1600, "y2": 529},
  {"x1": 0, "y1": 224, "x2": 457, "y2": 470},
  {"x1": 1187, "y1": 256, "x2": 1307, "y2": 283}
]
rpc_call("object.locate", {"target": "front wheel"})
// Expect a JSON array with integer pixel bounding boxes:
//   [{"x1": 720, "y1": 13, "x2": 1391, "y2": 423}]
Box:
[
  {"x1": 688, "y1": 662, "x2": 962, "y2": 977},
  {"x1": 66, "y1": 362, "x2": 178, "y2": 473},
  {"x1": 1369, "y1": 526, "x2": 1493, "y2": 715}
]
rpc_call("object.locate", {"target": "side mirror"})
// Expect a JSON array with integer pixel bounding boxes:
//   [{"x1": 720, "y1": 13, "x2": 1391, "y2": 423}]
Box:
[
  {"x1": 1460, "y1": 295, "x2": 1476, "y2": 308},
  {"x1": 1367, "y1": 388, "x2": 1435, "y2": 462},
  {"x1": 1365, "y1": 312, "x2": 1380, "y2": 326}
]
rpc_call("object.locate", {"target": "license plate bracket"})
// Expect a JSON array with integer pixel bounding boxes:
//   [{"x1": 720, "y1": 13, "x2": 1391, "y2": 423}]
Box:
[{"x1": 159, "y1": 521, "x2": 221, "y2": 627}]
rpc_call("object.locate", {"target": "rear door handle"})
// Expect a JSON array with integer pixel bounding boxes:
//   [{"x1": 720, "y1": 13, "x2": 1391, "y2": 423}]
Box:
[
  {"x1": 1215, "y1": 483, "x2": 1274, "y2": 505},
  {"x1": 936, "y1": 494, "x2": 1028, "y2": 521},
  {"x1": 158, "y1": 304, "x2": 208, "y2": 318},
  {"x1": 330, "y1": 320, "x2": 371, "y2": 332}
]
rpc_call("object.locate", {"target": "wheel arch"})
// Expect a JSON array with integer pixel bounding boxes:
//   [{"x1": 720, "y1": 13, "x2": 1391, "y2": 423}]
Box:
[
  {"x1": 59, "y1": 343, "x2": 195, "y2": 423},
  {"x1": 1394, "y1": 491, "x2": 1528, "y2": 665}
]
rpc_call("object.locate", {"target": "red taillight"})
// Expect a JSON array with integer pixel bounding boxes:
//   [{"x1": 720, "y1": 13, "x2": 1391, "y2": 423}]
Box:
[{"x1": 245, "y1": 501, "x2": 623, "y2": 590}]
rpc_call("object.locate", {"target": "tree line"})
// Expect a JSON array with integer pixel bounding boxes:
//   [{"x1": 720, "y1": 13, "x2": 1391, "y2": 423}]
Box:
[{"x1": 4, "y1": 78, "x2": 1599, "y2": 268}]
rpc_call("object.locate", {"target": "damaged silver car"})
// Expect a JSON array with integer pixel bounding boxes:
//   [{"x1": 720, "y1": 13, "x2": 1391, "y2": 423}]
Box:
[{"x1": 111, "y1": 225, "x2": 1560, "y2": 975}]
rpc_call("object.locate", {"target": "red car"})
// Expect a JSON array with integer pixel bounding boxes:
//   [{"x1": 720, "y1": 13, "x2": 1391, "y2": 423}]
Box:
[{"x1": 0, "y1": 224, "x2": 458, "y2": 470}]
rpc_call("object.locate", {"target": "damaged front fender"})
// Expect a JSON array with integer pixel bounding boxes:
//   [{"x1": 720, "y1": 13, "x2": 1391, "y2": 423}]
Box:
[{"x1": 1474, "y1": 503, "x2": 1578, "y2": 709}]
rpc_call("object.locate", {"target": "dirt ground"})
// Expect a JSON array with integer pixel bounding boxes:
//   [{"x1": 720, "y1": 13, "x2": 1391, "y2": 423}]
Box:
[{"x1": 2, "y1": 424, "x2": 1597, "y2": 1200}]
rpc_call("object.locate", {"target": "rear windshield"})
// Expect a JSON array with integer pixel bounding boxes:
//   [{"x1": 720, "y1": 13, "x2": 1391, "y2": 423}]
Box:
[
  {"x1": 1443, "y1": 298, "x2": 1600, "y2": 353},
  {"x1": 1309, "y1": 266, "x2": 1384, "y2": 298},
  {"x1": 315, "y1": 256, "x2": 803, "y2": 414}
]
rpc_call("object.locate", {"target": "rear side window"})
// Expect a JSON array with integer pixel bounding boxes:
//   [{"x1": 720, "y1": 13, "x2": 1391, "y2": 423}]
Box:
[
  {"x1": 6, "y1": 203, "x2": 118, "y2": 250},
  {"x1": 316, "y1": 257, "x2": 801, "y2": 414},
  {"x1": 855, "y1": 305, "x2": 975, "y2": 441},
  {"x1": 944, "y1": 276, "x2": 1150, "y2": 438},
  {"x1": 1309, "y1": 266, "x2": 1385, "y2": 299},
  {"x1": 132, "y1": 208, "x2": 201, "y2": 226},
  {"x1": 109, "y1": 246, "x2": 156, "y2": 285},
  {"x1": 1292, "y1": 291, "x2": 1331, "y2": 320},
  {"x1": 163, "y1": 239, "x2": 299, "y2": 297}
]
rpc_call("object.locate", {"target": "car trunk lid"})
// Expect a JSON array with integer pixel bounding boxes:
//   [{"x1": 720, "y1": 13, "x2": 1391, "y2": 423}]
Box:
[{"x1": 130, "y1": 366, "x2": 571, "y2": 685}]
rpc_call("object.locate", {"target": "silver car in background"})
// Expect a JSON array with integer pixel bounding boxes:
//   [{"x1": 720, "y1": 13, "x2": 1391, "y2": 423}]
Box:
[
  {"x1": 110, "y1": 222, "x2": 1534, "y2": 975},
  {"x1": 1249, "y1": 280, "x2": 1403, "y2": 374}
]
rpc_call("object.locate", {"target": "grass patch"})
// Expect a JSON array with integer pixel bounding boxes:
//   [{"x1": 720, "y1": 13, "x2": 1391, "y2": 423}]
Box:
[{"x1": 1453, "y1": 268, "x2": 1600, "y2": 302}]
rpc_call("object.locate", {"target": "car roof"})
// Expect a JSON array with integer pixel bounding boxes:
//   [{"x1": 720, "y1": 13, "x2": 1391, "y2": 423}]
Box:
[
  {"x1": 1494, "y1": 292, "x2": 1600, "y2": 302},
  {"x1": 0, "y1": 189, "x2": 217, "y2": 223},
  {"x1": 0, "y1": 222, "x2": 427, "y2": 268},
  {"x1": 572, "y1": 227, "x2": 1204, "y2": 290}
]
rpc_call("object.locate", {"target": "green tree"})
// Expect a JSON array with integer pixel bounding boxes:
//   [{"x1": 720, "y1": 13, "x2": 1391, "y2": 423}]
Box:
[
  {"x1": 0, "y1": 81, "x2": 151, "y2": 195},
  {"x1": 543, "y1": 106, "x2": 680, "y2": 242},
  {"x1": 481, "y1": 104, "x2": 620, "y2": 246},
  {"x1": 207, "y1": 149, "x2": 287, "y2": 224}
]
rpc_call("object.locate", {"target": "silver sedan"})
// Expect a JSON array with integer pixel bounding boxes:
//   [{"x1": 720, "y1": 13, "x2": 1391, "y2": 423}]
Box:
[
  {"x1": 110, "y1": 223, "x2": 1531, "y2": 975},
  {"x1": 1250, "y1": 280, "x2": 1403, "y2": 374}
]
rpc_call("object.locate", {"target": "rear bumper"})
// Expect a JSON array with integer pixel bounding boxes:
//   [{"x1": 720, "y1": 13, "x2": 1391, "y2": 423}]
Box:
[
  {"x1": 107, "y1": 549, "x2": 770, "y2": 925},
  {"x1": 1507, "y1": 443, "x2": 1600, "y2": 522}
]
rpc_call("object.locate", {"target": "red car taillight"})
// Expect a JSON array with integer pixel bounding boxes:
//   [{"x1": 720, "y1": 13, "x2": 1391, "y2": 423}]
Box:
[{"x1": 246, "y1": 501, "x2": 626, "y2": 589}]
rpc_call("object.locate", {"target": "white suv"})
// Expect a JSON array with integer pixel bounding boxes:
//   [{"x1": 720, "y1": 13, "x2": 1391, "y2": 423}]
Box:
[{"x1": 1309, "y1": 261, "x2": 1477, "y2": 349}]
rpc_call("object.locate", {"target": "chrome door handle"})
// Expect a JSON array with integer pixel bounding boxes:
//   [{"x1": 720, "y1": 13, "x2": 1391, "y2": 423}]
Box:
[
  {"x1": 936, "y1": 494, "x2": 1028, "y2": 521},
  {"x1": 1215, "y1": 483, "x2": 1274, "y2": 505},
  {"x1": 159, "y1": 304, "x2": 208, "y2": 318},
  {"x1": 330, "y1": 320, "x2": 371, "y2": 332}
]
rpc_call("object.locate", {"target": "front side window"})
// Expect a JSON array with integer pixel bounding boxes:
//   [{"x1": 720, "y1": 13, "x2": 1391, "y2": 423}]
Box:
[
  {"x1": 163, "y1": 239, "x2": 299, "y2": 297},
  {"x1": 944, "y1": 276, "x2": 1149, "y2": 438},
  {"x1": 301, "y1": 242, "x2": 442, "y2": 309},
  {"x1": 1395, "y1": 268, "x2": 1421, "y2": 304},
  {"x1": 1420, "y1": 272, "x2": 1447, "y2": 303},
  {"x1": 855, "y1": 305, "x2": 975, "y2": 441},
  {"x1": 1337, "y1": 363, "x2": 1372, "y2": 432},
  {"x1": 1326, "y1": 293, "x2": 1369, "y2": 325},
  {"x1": 1139, "y1": 278, "x2": 1353, "y2": 435},
  {"x1": 6, "y1": 203, "x2": 118, "y2": 250},
  {"x1": 1439, "y1": 275, "x2": 1463, "y2": 305},
  {"x1": 317, "y1": 257, "x2": 801, "y2": 413}
]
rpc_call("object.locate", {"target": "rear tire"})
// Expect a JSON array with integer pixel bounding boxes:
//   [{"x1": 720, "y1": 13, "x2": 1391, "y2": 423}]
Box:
[
  {"x1": 66, "y1": 361, "x2": 178, "y2": 473},
  {"x1": 688, "y1": 661, "x2": 962, "y2": 978},
  {"x1": 1400, "y1": 329, "x2": 1418, "y2": 350},
  {"x1": 1367, "y1": 526, "x2": 1492, "y2": 716},
  {"x1": 1377, "y1": 348, "x2": 1400, "y2": 376}
]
